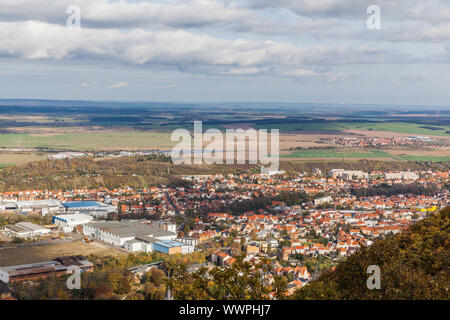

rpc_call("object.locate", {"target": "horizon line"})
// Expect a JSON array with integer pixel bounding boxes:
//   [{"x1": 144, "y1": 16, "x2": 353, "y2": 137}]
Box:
[{"x1": 0, "y1": 98, "x2": 449, "y2": 110}]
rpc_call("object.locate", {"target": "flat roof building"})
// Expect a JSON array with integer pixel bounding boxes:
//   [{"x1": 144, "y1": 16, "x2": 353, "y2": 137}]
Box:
[
  {"x1": 3, "y1": 222, "x2": 50, "y2": 239},
  {"x1": 0, "y1": 200, "x2": 63, "y2": 215},
  {"x1": 83, "y1": 221, "x2": 177, "y2": 247},
  {"x1": 0, "y1": 256, "x2": 93, "y2": 284},
  {"x1": 153, "y1": 240, "x2": 195, "y2": 255},
  {"x1": 53, "y1": 214, "x2": 94, "y2": 232},
  {"x1": 62, "y1": 201, "x2": 117, "y2": 219},
  {"x1": 82, "y1": 221, "x2": 194, "y2": 254}
]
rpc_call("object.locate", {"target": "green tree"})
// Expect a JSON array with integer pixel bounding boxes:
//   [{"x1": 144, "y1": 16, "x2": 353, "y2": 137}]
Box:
[{"x1": 169, "y1": 255, "x2": 272, "y2": 300}]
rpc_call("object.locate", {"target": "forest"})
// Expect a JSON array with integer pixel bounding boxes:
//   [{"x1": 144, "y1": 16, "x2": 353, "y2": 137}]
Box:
[{"x1": 0, "y1": 156, "x2": 254, "y2": 192}]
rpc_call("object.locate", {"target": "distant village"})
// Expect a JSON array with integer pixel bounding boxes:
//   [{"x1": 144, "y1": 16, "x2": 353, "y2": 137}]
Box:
[
  {"x1": 46, "y1": 150, "x2": 170, "y2": 160},
  {"x1": 320, "y1": 135, "x2": 436, "y2": 147}
]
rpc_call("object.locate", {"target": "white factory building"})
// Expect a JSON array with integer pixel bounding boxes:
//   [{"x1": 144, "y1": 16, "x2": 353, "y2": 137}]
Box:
[
  {"x1": 314, "y1": 196, "x2": 333, "y2": 206},
  {"x1": 83, "y1": 221, "x2": 194, "y2": 254},
  {"x1": 83, "y1": 221, "x2": 177, "y2": 247},
  {"x1": 0, "y1": 200, "x2": 117, "y2": 218},
  {"x1": 53, "y1": 214, "x2": 94, "y2": 232},
  {"x1": 62, "y1": 201, "x2": 117, "y2": 219},
  {"x1": 0, "y1": 200, "x2": 63, "y2": 215},
  {"x1": 385, "y1": 172, "x2": 419, "y2": 181},
  {"x1": 2, "y1": 222, "x2": 50, "y2": 239},
  {"x1": 328, "y1": 169, "x2": 369, "y2": 180}
]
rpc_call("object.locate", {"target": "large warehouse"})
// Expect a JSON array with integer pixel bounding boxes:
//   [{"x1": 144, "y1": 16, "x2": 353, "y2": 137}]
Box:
[
  {"x1": 153, "y1": 240, "x2": 195, "y2": 254},
  {"x1": 83, "y1": 221, "x2": 177, "y2": 246},
  {"x1": 83, "y1": 221, "x2": 194, "y2": 254},
  {"x1": 62, "y1": 201, "x2": 117, "y2": 219},
  {"x1": 0, "y1": 200, "x2": 63, "y2": 215},
  {"x1": 53, "y1": 214, "x2": 94, "y2": 232},
  {"x1": 3, "y1": 222, "x2": 50, "y2": 239},
  {"x1": 0, "y1": 256, "x2": 93, "y2": 284}
]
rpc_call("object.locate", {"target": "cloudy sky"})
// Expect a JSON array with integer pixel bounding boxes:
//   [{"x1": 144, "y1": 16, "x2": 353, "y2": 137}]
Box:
[{"x1": 0, "y1": 0, "x2": 449, "y2": 106}]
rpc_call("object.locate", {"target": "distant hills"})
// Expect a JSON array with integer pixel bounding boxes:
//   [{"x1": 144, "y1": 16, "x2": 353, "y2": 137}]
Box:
[{"x1": 293, "y1": 206, "x2": 449, "y2": 300}]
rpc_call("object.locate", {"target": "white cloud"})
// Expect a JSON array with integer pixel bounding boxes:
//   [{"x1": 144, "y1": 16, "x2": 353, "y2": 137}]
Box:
[
  {"x1": 0, "y1": 0, "x2": 253, "y2": 29},
  {"x1": 107, "y1": 82, "x2": 128, "y2": 89},
  {"x1": 383, "y1": 23, "x2": 450, "y2": 42},
  {"x1": 0, "y1": 20, "x2": 397, "y2": 78},
  {"x1": 249, "y1": 0, "x2": 369, "y2": 17},
  {"x1": 0, "y1": 0, "x2": 447, "y2": 96},
  {"x1": 1, "y1": 0, "x2": 449, "y2": 42}
]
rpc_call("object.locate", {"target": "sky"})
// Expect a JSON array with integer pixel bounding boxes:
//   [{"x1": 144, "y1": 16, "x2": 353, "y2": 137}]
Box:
[{"x1": 0, "y1": 0, "x2": 450, "y2": 106}]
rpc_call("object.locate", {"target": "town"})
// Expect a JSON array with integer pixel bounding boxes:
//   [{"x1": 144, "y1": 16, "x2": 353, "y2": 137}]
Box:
[
  {"x1": 320, "y1": 136, "x2": 437, "y2": 147},
  {"x1": 1, "y1": 166, "x2": 448, "y2": 299}
]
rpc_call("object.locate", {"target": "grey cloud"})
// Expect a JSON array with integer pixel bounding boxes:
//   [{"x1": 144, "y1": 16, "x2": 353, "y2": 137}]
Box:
[
  {"x1": 0, "y1": 20, "x2": 403, "y2": 76},
  {"x1": 0, "y1": 0, "x2": 253, "y2": 29},
  {"x1": 1, "y1": 0, "x2": 450, "y2": 43}
]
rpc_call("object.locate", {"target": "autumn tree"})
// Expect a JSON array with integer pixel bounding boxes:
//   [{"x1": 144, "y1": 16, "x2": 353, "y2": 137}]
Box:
[{"x1": 168, "y1": 254, "x2": 286, "y2": 300}]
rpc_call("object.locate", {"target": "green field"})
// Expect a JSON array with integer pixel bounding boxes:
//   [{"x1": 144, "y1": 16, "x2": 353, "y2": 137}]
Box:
[
  {"x1": 254, "y1": 122, "x2": 343, "y2": 132},
  {"x1": 254, "y1": 121, "x2": 450, "y2": 136},
  {"x1": 282, "y1": 148, "x2": 450, "y2": 162},
  {"x1": 0, "y1": 132, "x2": 175, "y2": 151},
  {"x1": 336, "y1": 122, "x2": 450, "y2": 136},
  {"x1": 282, "y1": 149, "x2": 394, "y2": 159},
  {"x1": 396, "y1": 155, "x2": 450, "y2": 162}
]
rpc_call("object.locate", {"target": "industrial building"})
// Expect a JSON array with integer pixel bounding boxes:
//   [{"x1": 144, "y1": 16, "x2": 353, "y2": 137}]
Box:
[
  {"x1": 177, "y1": 237, "x2": 198, "y2": 246},
  {"x1": 0, "y1": 256, "x2": 93, "y2": 284},
  {"x1": 153, "y1": 240, "x2": 195, "y2": 254},
  {"x1": 62, "y1": 201, "x2": 117, "y2": 219},
  {"x1": 0, "y1": 200, "x2": 63, "y2": 215},
  {"x1": 0, "y1": 202, "x2": 17, "y2": 212},
  {"x1": 151, "y1": 220, "x2": 177, "y2": 233},
  {"x1": 314, "y1": 196, "x2": 333, "y2": 206},
  {"x1": 83, "y1": 221, "x2": 194, "y2": 254},
  {"x1": 83, "y1": 221, "x2": 176, "y2": 246},
  {"x1": 124, "y1": 237, "x2": 194, "y2": 254},
  {"x1": 385, "y1": 172, "x2": 419, "y2": 180},
  {"x1": 328, "y1": 169, "x2": 369, "y2": 180},
  {"x1": 53, "y1": 214, "x2": 94, "y2": 232},
  {"x1": 2, "y1": 222, "x2": 50, "y2": 239}
]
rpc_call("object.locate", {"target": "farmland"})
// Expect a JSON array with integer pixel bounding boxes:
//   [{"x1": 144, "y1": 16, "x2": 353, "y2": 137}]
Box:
[
  {"x1": 281, "y1": 149, "x2": 396, "y2": 160},
  {"x1": 396, "y1": 155, "x2": 450, "y2": 162},
  {"x1": 0, "y1": 153, "x2": 45, "y2": 167},
  {"x1": 0, "y1": 131, "x2": 175, "y2": 151},
  {"x1": 281, "y1": 148, "x2": 450, "y2": 162},
  {"x1": 0, "y1": 100, "x2": 448, "y2": 165},
  {"x1": 255, "y1": 121, "x2": 450, "y2": 137}
]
